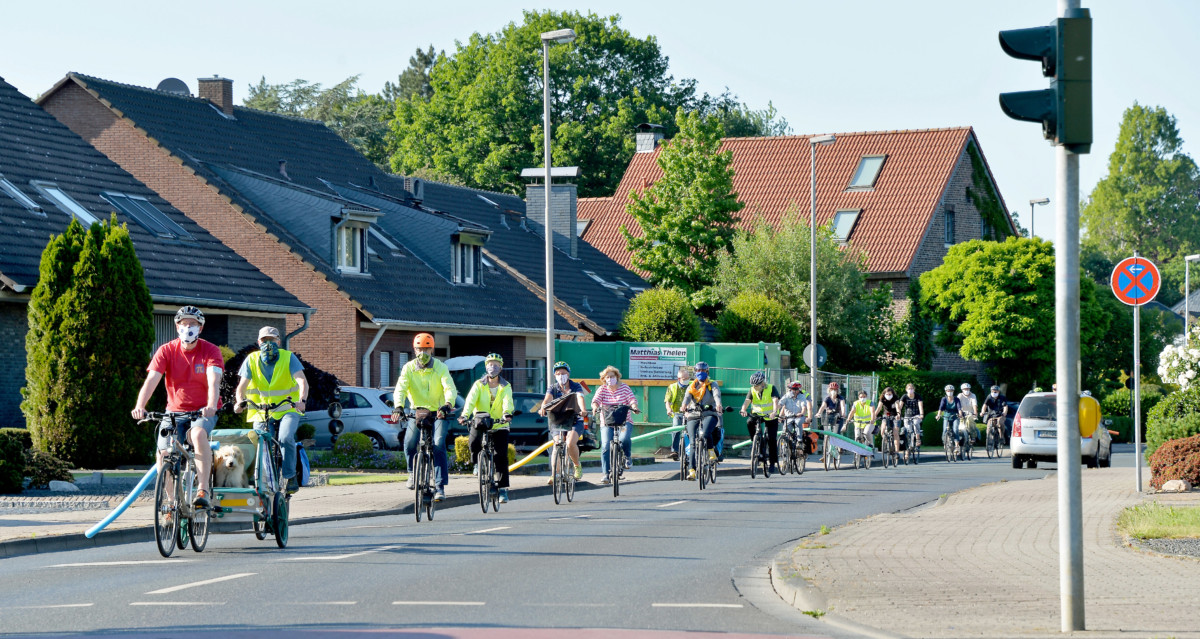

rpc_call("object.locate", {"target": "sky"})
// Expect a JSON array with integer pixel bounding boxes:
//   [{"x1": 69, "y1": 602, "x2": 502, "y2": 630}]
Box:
[{"x1": 2, "y1": 0, "x2": 1197, "y2": 247}]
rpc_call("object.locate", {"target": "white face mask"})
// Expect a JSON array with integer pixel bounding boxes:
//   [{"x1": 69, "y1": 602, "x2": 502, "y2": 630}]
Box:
[
  {"x1": 829, "y1": 390, "x2": 838, "y2": 397},
  {"x1": 177, "y1": 324, "x2": 199, "y2": 344},
  {"x1": 884, "y1": 393, "x2": 893, "y2": 400},
  {"x1": 992, "y1": 391, "x2": 1000, "y2": 397},
  {"x1": 606, "y1": 377, "x2": 618, "y2": 387},
  {"x1": 555, "y1": 373, "x2": 569, "y2": 385}
]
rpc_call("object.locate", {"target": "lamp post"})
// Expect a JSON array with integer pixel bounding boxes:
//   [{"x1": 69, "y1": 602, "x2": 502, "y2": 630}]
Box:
[
  {"x1": 1186, "y1": 254, "x2": 1200, "y2": 339},
  {"x1": 808, "y1": 134, "x2": 835, "y2": 403},
  {"x1": 540, "y1": 27, "x2": 575, "y2": 385},
  {"x1": 1028, "y1": 197, "x2": 1050, "y2": 238}
]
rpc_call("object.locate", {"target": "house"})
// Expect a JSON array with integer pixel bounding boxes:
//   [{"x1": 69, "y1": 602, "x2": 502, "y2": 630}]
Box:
[
  {"x1": 38, "y1": 73, "x2": 598, "y2": 389},
  {"x1": 0, "y1": 76, "x2": 309, "y2": 428},
  {"x1": 578, "y1": 126, "x2": 1015, "y2": 373}
]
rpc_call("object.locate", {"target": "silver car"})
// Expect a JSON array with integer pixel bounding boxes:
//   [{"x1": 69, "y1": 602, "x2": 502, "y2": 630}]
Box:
[
  {"x1": 303, "y1": 386, "x2": 403, "y2": 450},
  {"x1": 1010, "y1": 392, "x2": 1112, "y2": 469}
]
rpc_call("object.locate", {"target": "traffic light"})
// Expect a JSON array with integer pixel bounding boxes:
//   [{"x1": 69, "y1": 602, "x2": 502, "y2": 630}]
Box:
[{"x1": 998, "y1": 8, "x2": 1092, "y2": 153}]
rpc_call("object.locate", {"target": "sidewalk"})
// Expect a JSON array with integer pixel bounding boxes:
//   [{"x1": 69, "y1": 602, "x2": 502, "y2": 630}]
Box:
[
  {"x1": 0, "y1": 458, "x2": 741, "y2": 558},
  {"x1": 772, "y1": 471, "x2": 1200, "y2": 638}
]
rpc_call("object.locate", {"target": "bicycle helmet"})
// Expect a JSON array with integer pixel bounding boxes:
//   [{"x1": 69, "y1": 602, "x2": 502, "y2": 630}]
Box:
[
  {"x1": 960, "y1": 383, "x2": 971, "y2": 391},
  {"x1": 750, "y1": 371, "x2": 766, "y2": 386},
  {"x1": 944, "y1": 384, "x2": 955, "y2": 392},
  {"x1": 484, "y1": 352, "x2": 504, "y2": 365},
  {"x1": 174, "y1": 305, "x2": 205, "y2": 326},
  {"x1": 990, "y1": 385, "x2": 1000, "y2": 391},
  {"x1": 413, "y1": 333, "x2": 435, "y2": 349},
  {"x1": 788, "y1": 381, "x2": 802, "y2": 390},
  {"x1": 552, "y1": 361, "x2": 570, "y2": 373},
  {"x1": 694, "y1": 361, "x2": 709, "y2": 371}
]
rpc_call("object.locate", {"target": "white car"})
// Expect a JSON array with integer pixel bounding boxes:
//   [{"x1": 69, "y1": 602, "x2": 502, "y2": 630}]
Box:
[
  {"x1": 302, "y1": 386, "x2": 403, "y2": 450},
  {"x1": 1009, "y1": 392, "x2": 1112, "y2": 469}
]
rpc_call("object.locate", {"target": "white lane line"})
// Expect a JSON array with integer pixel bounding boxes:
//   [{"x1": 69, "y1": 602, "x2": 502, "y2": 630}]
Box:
[
  {"x1": 277, "y1": 544, "x2": 401, "y2": 561},
  {"x1": 9, "y1": 603, "x2": 94, "y2": 609},
  {"x1": 343, "y1": 524, "x2": 407, "y2": 530},
  {"x1": 652, "y1": 603, "x2": 744, "y2": 608},
  {"x1": 547, "y1": 514, "x2": 592, "y2": 521},
  {"x1": 524, "y1": 603, "x2": 615, "y2": 607},
  {"x1": 52, "y1": 560, "x2": 194, "y2": 567},
  {"x1": 656, "y1": 500, "x2": 689, "y2": 508},
  {"x1": 455, "y1": 526, "x2": 510, "y2": 535},
  {"x1": 392, "y1": 601, "x2": 485, "y2": 606},
  {"x1": 145, "y1": 573, "x2": 255, "y2": 595},
  {"x1": 130, "y1": 601, "x2": 225, "y2": 606},
  {"x1": 284, "y1": 601, "x2": 357, "y2": 605}
]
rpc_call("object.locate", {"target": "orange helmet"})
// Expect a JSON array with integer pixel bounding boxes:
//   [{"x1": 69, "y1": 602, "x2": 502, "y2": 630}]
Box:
[{"x1": 413, "y1": 333, "x2": 435, "y2": 349}]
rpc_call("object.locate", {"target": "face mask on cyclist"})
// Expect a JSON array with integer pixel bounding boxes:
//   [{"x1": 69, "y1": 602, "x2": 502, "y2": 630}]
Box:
[
  {"x1": 694, "y1": 371, "x2": 708, "y2": 382},
  {"x1": 829, "y1": 389, "x2": 838, "y2": 397},
  {"x1": 415, "y1": 349, "x2": 432, "y2": 366},
  {"x1": 177, "y1": 324, "x2": 200, "y2": 344},
  {"x1": 907, "y1": 388, "x2": 915, "y2": 396},
  {"x1": 884, "y1": 392, "x2": 893, "y2": 400},
  {"x1": 678, "y1": 379, "x2": 689, "y2": 387},
  {"x1": 555, "y1": 372, "x2": 569, "y2": 385},
  {"x1": 486, "y1": 363, "x2": 501, "y2": 378},
  {"x1": 991, "y1": 391, "x2": 999, "y2": 398},
  {"x1": 605, "y1": 377, "x2": 618, "y2": 387},
  {"x1": 259, "y1": 340, "x2": 279, "y2": 365}
]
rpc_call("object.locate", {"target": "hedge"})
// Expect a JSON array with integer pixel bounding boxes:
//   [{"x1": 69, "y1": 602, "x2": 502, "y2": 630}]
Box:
[
  {"x1": 1100, "y1": 387, "x2": 1163, "y2": 422},
  {"x1": 716, "y1": 292, "x2": 802, "y2": 356},
  {"x1": 1107, "y1": 416, "x2": 1135, "y2": 444},
  {"x1": 453, "y1": 436, "x2": 517, "y2": 470},
  {"x1": 0, "y1": 428, "x2": 33, "y2": 449},
  {"x1": 0, "y1": 431, "x2": 25, "y2": 493},
  {"x1": 873, "y1": 370, "x2": 983, "y2": 409},
  {"x1": 1145, "y1": 386, "x2": 1200, "y2": 460}
]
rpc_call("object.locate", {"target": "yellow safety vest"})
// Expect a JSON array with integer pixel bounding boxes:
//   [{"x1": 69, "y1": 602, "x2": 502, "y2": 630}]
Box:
[
  {"x1": 245, "y1": 350, "x2": 300, "y2": 422},
  {"x1": 464, "y1": 377, "x2": 514, "y2": 423},
  {"x1": 664, "y1": 382, "x2": 687, "y2": 412},
  {"x1": 749, "y1": 384, "x2": 775, "y2": 415},
  {"x1": 852, "y1": 399, "x2": 874, "y2": 422}
]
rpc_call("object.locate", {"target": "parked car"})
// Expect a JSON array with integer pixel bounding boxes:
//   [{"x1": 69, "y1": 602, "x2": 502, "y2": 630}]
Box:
[
  {"x1": 303, "y1": 386, "x2": 403, "y2": 450},
  {"x1": 1009, "y1": 392, "x2": 1111, "y2": 469}
]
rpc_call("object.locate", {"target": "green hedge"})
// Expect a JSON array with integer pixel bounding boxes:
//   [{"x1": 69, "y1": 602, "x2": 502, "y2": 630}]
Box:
[
  {"x1": 1106, "y1": 416, "x2": 1135, "y2": 444},
  {"x1": 1100, "y1": 387, "x2": 1163, "y2": 422},
  {"x1": 0, "y1": 431, "x2": 26, "y2": 494},
  {"x1": 1145, "y1": 387, "x2": 1200, "y2": 460},
  {"x1": 874, "y1": 370, "x2": 983, "y2": 409},
  {"x1": 0, "y1": 428, "x2": 32, "y2": 449},
  {"x1": 717, "y1": 292, "x2": 802, "y2": 356},
  {"x1": 620, "y1": 288, "x2": 701, "y2": 342}
]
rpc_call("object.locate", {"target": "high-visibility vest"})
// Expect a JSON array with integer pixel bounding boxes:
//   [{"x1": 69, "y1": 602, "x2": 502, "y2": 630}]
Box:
[
  {"x1": 246, "y1": 350, "x2": 300, "y2": 422},
  {"x1": 853, "y1": 400, "x2": 874, "y2": 421},
  {"x1": 465, "y1": 377, "x2": 514, "y2": 424},
  {"x1": 749, "y1": 384, "x2": 775, "y2": 415}
]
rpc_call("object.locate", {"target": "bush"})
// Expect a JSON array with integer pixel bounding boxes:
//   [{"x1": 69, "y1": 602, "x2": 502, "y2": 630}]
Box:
[
  {"x1": 1107, "y1": 416, "x2": 1135, "y2": 444},
  {"x1": 874, "y1": 370, "x2": 983, "y2": 409},
  {"x1": 717, "y1": 292, "x2": 801, "y2": 355},
  {"x1": 297, "y1": 424, "x2": 316, "y2": 441},
  {"x1": 0, "y1": 431, "x2": 26, "y2": 494},
  {"x1": 453, "y1": 436, "x2": 517, "y2": 471},
  {"x1": 1101, "y1": 387, "x2": 1163, "y2": 422},
  {"x1": 0, "y1": 428, "x2": 32, "y2": 449},
  {"x1": 24, "y1": 449, "x2": 73, "y2": 489},
  {"x1": 333, "y1": 432, "x2": 374, "y2": 457},
  {"x1": 620, "y1": 288, "x2": 701, "y2": 342},
  {"x1": 1146, "y1": 386, "x2": 1200, "y2": 459},
  {"x1": 1148, "y1": 433, "x2": 1200, "y2": 490}
]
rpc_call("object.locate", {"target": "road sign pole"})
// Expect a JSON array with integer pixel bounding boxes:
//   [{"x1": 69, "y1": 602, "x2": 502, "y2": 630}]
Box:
[{"x1": 1134, "y1": 296, "x2": 1143, "y2": 492}]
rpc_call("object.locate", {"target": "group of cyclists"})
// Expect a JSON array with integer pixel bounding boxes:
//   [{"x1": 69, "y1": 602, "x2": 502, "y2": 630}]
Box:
[{"x1": 133, "y1": 306, "x2": 1015, "y2": 520}]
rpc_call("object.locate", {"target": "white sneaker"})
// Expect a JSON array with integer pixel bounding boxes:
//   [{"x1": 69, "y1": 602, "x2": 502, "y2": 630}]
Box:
[
  {"x1": 434, "y1": 488, "x2": 445, "y2": 502},
  {"x1": 472, "y1": 464, "x2": 478, "y2": 477},
  {"x1": 624, "y1": 458, "x2": 632, "y2": 470},
  {"x1": 406, "y1": 476, "x2": 415, "y2": 490}
]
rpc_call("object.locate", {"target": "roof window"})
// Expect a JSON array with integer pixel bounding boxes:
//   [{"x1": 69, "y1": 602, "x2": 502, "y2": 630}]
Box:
[
  {"x1": 103, "y1": 192, "x2": 193, "y2": 240},
  {"x1": 847, "y1": 155, "x2": 886, "y2": 189},
  {"x1": 0, "y1": 176, "x2": 43, "y2": 214},
  {"x1": 832, "y1": 209, "x2": 861, "y2": 242},
  {"x1": 32, "y1": 182, "x2": 99, "y2": 225}
]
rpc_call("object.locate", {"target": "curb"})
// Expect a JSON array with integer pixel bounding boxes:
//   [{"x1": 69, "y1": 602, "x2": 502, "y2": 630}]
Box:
[{"x1": 769, "y1": 553, "x2": 906, "y2": 639}]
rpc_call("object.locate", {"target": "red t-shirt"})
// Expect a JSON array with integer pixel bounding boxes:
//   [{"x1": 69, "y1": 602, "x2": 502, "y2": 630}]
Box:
[{"x1": 149, "y1": 339, "x2": 224, "y2": 412}]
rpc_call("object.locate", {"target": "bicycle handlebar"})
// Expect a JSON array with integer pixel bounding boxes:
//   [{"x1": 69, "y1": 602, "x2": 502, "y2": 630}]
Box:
[{"x1": 137, "y1": 409, "x2": 204, "y2": 424}]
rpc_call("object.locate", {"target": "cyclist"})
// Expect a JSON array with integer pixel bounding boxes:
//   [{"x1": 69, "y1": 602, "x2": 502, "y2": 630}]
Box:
[
  {"x1": 394, "y1": 333, "x2": 457, "y2": 502},
  {"x1": 592, "y1": 366, "x2": 639, "y2": 484},
  {"x1": 873, "y1": 386, "x2": 903, "y2": 456},
  {"x1": 981, "y1": 384, "x2": 1010, "y2": 438},
  {"x1": 463, "y1": 353, "x2": 514, "y2": 503},
  {"x1": 814, "y1": 382, "x2": 846, "y2": 465},
  {"x1": 540, "y1": 361, "x2": 587, "y2": 485},
  {"x1": 741, "y1": 371, "x2": 781, "y2": 474},
  {"x1": 899, "y1": 383, "x2": 925, "y2": 448},
  {"x1": 850, "y1": 389, "x2": 874, "y2": 442},
  {"x1": 957, "y1": 383, "x2": 979, "y2": 446},
  {"x1": 233, "y1": 326, "x2": 309, "y2": 494},
  {"x1": 779, "y1": 381, "x2": 810, "y2": 435},
  {"x1": 680, "y1": 361, "x2": 724, "y2": 479},
  {"x1": 667, "y1": 367, "x2": 691, "y2": 461},
  {"x1": 936, "y1": 384, "x2": 966, "y2": 450},
  {"x1": 131, "y1": 306, "x2": 222, "y2": 509}
]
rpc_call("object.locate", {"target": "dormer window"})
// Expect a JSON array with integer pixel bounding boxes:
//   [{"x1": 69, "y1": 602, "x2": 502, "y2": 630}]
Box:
[
  {"x1": 336, "y1": 223, "x2": 365, "y2": 273},
  {"x1": 453, "y1": 242, "x2": 480, "y2": 284},
  {"x1": 847, "y1": 155, "x2": 886, "y2": 190}
]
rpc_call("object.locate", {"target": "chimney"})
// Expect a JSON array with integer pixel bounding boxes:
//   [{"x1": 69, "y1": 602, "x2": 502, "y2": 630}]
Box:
[
  {"x1": 198, "y1": 75, "x2": 234, "y2": 116},
  {"x1": 521, "y1": 167, "x2": 580, "y2": 258},
  {"x1": 635, "y1": 123, "x2": 664, "y2": 153}
]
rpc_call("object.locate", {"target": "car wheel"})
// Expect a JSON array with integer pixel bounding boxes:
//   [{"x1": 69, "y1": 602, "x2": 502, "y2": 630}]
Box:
[
  {"x1": 1027, "y1": 460, "x2": 1037, "y2": 469},
  {"x1": 1012, "y1": 454, "x2": 1023, "y2": 470},
  {"x1": 1085, "y1": 452, "x2": 1098, "y2": 469},
  {"x1": 364, "y1": 432, "x2": 386, "y2": 450}
]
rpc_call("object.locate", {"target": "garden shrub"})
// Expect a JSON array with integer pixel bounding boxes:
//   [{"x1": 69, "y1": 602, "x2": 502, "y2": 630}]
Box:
[
  {"x1": 0, "y1": 431, "x2": 26, "y2": 494},
  {"x1": 620, "y1": 287, "x2": 701, "y2": 342},
  {"x1": 453, "y1": 436, "x2": 517, "y2": 470},
  {"x1": 717, "y1": 292, "x2": 801, "y2": 356},
  {"x1": 307, "y1": 432, "x2": 404, "y2": 471},
  {"x1": 1145, "y1": 386, "x2": 1200, "y2": 459},
  {"x1": 1107, "y1": 416, "x2": 1134, "y2": 444},
  {"x1": 296, "y1": 424, "x2": 316, "y2": 441},
  {"x1": 1148, "y1": 433, "x2": 1200, "y2": 490},
  {"x1": 24, "y1": 449, "x2": 73, "y2": 489},
  {"x1": 1100, "y1": 387, "x2": 1163, "y2": 422},
  {"x1": 0, "y1": 428, "x2": 33, "y2": 449}
]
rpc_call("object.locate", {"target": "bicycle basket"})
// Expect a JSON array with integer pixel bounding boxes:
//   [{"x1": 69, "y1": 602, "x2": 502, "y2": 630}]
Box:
[
  {"x1": 472, "y1": 413, "x2": 494, "y2": 431},
  {"x1": 545, "y1": 392, "x2": 579, "y2": 427},
  {"x1": 600, "y1": 405, "x2": 630, "y2": 427}
]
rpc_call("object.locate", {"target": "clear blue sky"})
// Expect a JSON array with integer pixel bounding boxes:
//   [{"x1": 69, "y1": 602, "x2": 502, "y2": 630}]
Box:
[{"x1": 3, "y1": 0, "x2": 1196, "y2": 246}]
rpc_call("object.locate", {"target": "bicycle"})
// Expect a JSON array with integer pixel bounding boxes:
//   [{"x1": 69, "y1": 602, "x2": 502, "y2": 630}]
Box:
[
  {"x1": 599, "y1": 405, "x2": 638, "y2": 497},
  {"x1": 550, "y1": 427, "x2": 577, "y2": 505},
  {"x1": 140, "y1": 410, "x2": 207, "y2": 557},
  {"x1": 777, "y1": 415, "x2": 804, "y2": 476},
  {"x1": 983, "y1": 410, "x2": 1007, "y2": 458},
  {"x1": 686, "y1": 406, "x2": 721, "y2": 490},
  {"x1": 901, "y1": 413, "x2": 922, "y2": 466},
  {"x1": 747, "y1": 414, "x2": 772, "y2": 479},
  {"x1": 676, "y1": 417, "x2": 691, "y2": 483},
  {"x1": 464, "y1": 413, "x2": 505, "y2": 513},
  {"x1": 879, "y1": 415, "x2": 899, "y2": 469},
  {"x1": 239, "y1": 399, "x2": 296, "y2": 548},
  {"x1": 940, "y1": 413, "x2": 962, "y2": 463},
  {"x1": 819, "y1": 412, "x2": 843, "y2": 471},
  {"x1": 851, "y1": 417, "x2": 874, "y2": 470},
  {"x1": 399, "y1": 407, "x2": 446, "y2": 522},
  {"x1": 959, "y1": 413, "x2": 976, "y2": 461}
]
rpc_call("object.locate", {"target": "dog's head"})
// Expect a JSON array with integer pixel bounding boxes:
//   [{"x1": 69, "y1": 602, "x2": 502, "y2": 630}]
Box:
[{"x1": 216, "y1": 445, "x2": 245, "y2": 469}]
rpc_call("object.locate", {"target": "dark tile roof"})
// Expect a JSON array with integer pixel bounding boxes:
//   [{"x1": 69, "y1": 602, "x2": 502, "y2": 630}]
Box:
[
  {"x1": 0, "y1": 76, "x2": 306, "y2": 313},
  {"x1": 63, "y1": 74, "x2": 570, "y2": 331}
]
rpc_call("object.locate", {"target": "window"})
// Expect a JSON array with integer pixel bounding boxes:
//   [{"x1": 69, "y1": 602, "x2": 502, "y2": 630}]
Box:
[
  {"x1": 847, "y1": 155, "x2": 886, "y2": 189},
  {"x1": 584, "y1": 270, "x2": 622, "y2": 290},
  {"x1": 944, "y1": 210, "x2": 956, "y2": 246},
  {"x1": 102, "y1": 193, "x2": 193, "y2": 240},
  {"x1": 0, "y1": 176, "x2": 43, "y2": 214},
  {"x1": 32, "y1": 182, "x2": 98, "y2": 225},
  {"x1": 380, "y1": 351, "x2": 392, "y2": 388},
  {"x1": 337, "y1": 224, "x2": 364, "y2": 273},
  {"x1": 453, "y1": 242, "x2": 480, "y2": 284},
  {"x1": 831, "y1": 209, "x2": 862, "y2": 241}
]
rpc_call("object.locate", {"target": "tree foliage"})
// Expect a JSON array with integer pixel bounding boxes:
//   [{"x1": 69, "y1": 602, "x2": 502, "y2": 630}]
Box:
[
  {"x1": 22, "y1": 216, "x2": 154, "y2": 467},
  {"x1": 1084, "y1": 293, "x2": 1180, "y2": 394},
  {"x1": 619, "y1": 288, "x2": 701, "y2": 342},
  {"x1": 708, "y1": 217, "x2": 896, "y2": 372},
  {"x1": 901, "y1": 278, "x2": 936, "y2": 370},
  {"x1": 920, "y1": 237, "x2": 1109, "y2": 390},
  {"x1": 717, "y1": 292, "x2": 802, "y2": 356},
  {"x1": 383, "y1": 45, "x2": 438, "y2": 103},
  {"x1": 1081, "y1": 103, "x2": 1200, "y2": 306}
]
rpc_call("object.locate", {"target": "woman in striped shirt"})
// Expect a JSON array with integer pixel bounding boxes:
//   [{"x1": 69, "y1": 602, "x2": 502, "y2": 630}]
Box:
[{"x1": 591, "y1": 365, "x2": 640, "y2": 484}]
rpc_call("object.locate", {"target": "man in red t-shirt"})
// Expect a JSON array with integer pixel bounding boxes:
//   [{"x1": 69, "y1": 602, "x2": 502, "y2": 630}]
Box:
[{"x1": 131, "y1": 306, "x2": 223, "y2": 508}]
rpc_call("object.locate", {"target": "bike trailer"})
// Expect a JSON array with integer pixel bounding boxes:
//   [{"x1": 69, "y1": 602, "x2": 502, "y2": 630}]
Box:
[{"x1": 209, "y1": 428, "x2": 267, "y2": 521}]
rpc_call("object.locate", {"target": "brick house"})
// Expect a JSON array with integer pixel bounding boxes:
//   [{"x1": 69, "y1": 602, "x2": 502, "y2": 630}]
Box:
[
  {"x1": 578, "y1": 126, "x2": 1015, "y2": 373},
  {"x1": 0, "y1": 77, "x2": 308, "y2": 427},
  {"x1": 39, "y1": 73, "x2": 639, "y2": 389}
]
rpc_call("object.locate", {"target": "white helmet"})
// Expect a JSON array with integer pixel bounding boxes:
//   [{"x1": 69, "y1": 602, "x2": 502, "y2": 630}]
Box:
[{"x1": 960, "y1": 383, "x2": 971, "y2": 391}]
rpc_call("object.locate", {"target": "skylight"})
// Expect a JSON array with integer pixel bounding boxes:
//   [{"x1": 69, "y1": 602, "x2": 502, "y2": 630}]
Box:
[
  {"x1": 832, "y1": 209, "x2": 861, "y2": 241},
  {"x1": 103, "y1": 193, "x2": 193, "y2": 240},
  {"x1": 0, "y1": 176, "x2": 43, "y2": 214},
  {"x1": 847, "y1": 155, "x2": 886, "y2": 189},
  {"x1": 33, "y1": 182, "x2": 99, "y2": 225}
]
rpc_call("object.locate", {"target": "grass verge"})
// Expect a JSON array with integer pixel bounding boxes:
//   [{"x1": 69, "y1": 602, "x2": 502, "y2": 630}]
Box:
[
  {"x1": 1118, "y1": 502, "x2": 1200, "y2": 539},
  {"x1": 327, "y1": 473, "x2": 407, "y2": 486}
]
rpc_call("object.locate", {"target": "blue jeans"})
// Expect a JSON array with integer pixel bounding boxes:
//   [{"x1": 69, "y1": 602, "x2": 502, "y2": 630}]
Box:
[
  {"x1": 599, "y1": 423, "x2": 633, "y2": 477},
  {"x1": 404, "y1": 417, "x2": 449, "y2": 488},
  {"x1": 253, "y1": 412, "x2": 300, "y2": 480},
  {"x1": 942, "y1": 415, "x2": 960, "y2": 443}
]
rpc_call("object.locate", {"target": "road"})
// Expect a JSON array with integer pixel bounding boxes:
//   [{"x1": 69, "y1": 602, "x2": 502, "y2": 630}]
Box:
[{"x1": 0, "y1": 451, "x2": 1034, "y2": 637}]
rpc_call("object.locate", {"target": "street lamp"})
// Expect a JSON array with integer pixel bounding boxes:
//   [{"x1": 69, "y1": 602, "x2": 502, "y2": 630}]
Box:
[
  {"x1": 1186, "y1": 254, "x2": 1200, "y2": 339},
  {"x1": 540, "y1": 27, "x2": 575, "y2": 385},
  {"x1": 1029, "y1": 197, "x2": 1050, "y2": 238},
  {"x1": 809, "y1": 134, "x2": 835, "y2": 404}
]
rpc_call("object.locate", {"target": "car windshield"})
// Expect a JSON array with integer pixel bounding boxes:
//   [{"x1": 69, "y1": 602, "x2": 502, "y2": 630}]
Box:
[
  {"x1": 1018, "y1": 396, "x2": 1057, "y2": 421},
  {"x1": 514, "y1": 395, "x2": 542, "y2": 414}
]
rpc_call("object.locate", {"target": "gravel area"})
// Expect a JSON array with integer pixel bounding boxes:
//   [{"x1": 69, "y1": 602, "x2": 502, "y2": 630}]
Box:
[
  {"x1": 0, "y1": 478, "x2": 151, "y2": 514},
  {"x1": 1135, "y1": 537, "x2": 1200, "y2": 558}
]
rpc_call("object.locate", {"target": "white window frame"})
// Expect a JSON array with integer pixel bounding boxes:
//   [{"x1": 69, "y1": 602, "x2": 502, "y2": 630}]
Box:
[
  {"x1": 0, "y1": 176, "x2": 43, "y2": 215},
  {"x1": 336, "y1": 223, "x2": 365, "y2": 273},
  {"x1": 831, "y1": 209, "x2": 862, "y2": 242},
  {"x1": 847, "y1": 155, "x2": 886, "y2": 190},
  {"x1": 453, "y1": 242, "x2": 480, "y2": 284},
  {"x1": 32, "y1": 181, "x2": 99, "y2": 225}
]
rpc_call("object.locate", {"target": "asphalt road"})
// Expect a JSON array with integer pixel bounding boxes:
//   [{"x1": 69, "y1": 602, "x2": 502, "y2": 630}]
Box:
[{"x1": 0, "y1": 450, "x2": 1042, "y2": 638}]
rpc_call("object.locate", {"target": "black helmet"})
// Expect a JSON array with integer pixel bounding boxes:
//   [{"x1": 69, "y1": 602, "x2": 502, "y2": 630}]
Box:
[{"x1": 174, "y1": 305, "x2": 205, "y2": 326}]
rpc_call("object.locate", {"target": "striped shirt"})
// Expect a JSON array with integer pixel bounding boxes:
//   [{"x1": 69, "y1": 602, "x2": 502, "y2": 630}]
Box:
[{"x1": 592, "y1": 383, "x2": 636, "y2": 407}]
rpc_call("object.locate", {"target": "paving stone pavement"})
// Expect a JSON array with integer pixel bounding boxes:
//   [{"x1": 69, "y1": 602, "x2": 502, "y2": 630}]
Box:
[{"x1": 778, "y1": 471, "x2": 1200, "y2": 638}]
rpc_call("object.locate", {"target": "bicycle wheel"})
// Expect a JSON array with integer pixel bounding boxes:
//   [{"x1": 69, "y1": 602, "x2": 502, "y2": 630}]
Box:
[
  {"x1": 414, "y1": 451, "x2": 427, "y2": 522},
  {"x1": 777, "y1": 434, "x2": 791, "y2": 476},
  {"x1": 186, "y1": 464, "x2": 209, "y2": 552},
  {"x1": 944, "y1": 431, "x2": 954, "y2": 463},
  {"x1": 551, "y1": 445, "x2": 562, "y2": 505},
  {"x1": 566, "y1": 456, "x2": 576, "y2": 502},
  {"x1": 480, "y1": 448, "x2": 493, "y2": 513},
  {"x1": 822, "y1": 437, "x2": 832, "y2": 472},
  {"x1": 611, "y1": 443, "x2": 620, "y2": 498},
  {"x1": 272, "y1": 492, "x2": 289, "y2": 548},
  {"x1": 795, "y1": 437, "x2": 807, "y2": 474},
  {"x1": 750, "y1": 435, "x2": 760, "y2": 479},
  {"x1": 986, "y1": 426, "x2": 996, "y2": 458},
  {"x1": 154, "y1": 465, "x2": 177, "y2": 558},
  {"x1": 696, "y1": 437, "x2": 708, "y2": 491}
]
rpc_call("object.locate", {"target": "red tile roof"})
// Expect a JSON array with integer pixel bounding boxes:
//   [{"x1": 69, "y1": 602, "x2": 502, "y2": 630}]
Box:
[{"x1": 579, "y1": 127, "x2": 998, "y2": 275}]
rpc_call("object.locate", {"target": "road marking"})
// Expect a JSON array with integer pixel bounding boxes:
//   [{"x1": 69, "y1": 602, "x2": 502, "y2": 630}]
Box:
[
  {"x1": 455, "y1": 526, "x2": 510, "y2": 535},
  {"x1": 343, "y1": 524, "x2": 407, "y2": 530},
  {"x1": 392, "y1": 601, "x2": 485, "y2": 606},
  {"x1": 130, "y1": 601, "x2": 225, "y2": 606},
  {"x1": 547, "y1": 514, "x2": 592, "y2": 521},
  {"x1": 145, "y1": 573, "x2": 255, "y2": 595},
  {"x1": 277, "y1": 544, "x2": 401, "y2": 561},
  {"x1": 656, "y1": 500, "x2": 689, "y2": 508},
  {"x1": 524, "y1": 602, "x2": 615, "y2": 607},
  {"x1": 285, "y1": 601, "x2": 357, "y2": 605},
  {"x1": 652, "y1": 603, "x2": 744, "y2": 608},
  {"x1": 9, "y1": 603, "x2": 94, "y2": 609},
  {"x1": 52, "y1": 560, "x2": 194, "y2": 567}
]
